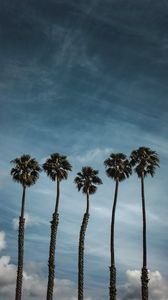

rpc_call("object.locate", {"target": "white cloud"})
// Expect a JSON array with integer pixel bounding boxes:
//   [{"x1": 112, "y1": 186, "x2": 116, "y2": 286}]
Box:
[
  {"x1": 12, "y1": 213, "x2": 48, "y2": 230},
  {"x1": 118, "y1": 270, "x2": 168, "y2": 300},
  {"x1": 0, "y1": 231, "x2": 6, "y2": 250}
]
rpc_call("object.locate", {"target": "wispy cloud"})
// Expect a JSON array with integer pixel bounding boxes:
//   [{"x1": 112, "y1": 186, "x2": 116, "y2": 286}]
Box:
[
  {"x1": 75, "y1": 148, "x2": 112, "y2": 163},
  {"x1": 12, "y1": 213, "x2": 48, "y2": 230}
]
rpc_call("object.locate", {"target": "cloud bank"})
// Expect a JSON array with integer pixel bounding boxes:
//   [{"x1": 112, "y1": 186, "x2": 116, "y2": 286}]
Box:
[
  {"x1": 0, "y1": 231, "x2": 89, "y2": 300},
  {"x1": 0, "y1": 257, "x2": 168, "y2": 300},
  {"x1": 118, "y1": 270, "x2": 168, "y2": 300},
  {"x1": 0, "y1": 255, "x2": 78, "y2": 300}
]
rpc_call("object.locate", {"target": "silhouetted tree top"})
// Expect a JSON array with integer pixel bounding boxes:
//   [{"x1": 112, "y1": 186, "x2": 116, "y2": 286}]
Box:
[
  {"x1": 74, "y1": 166, "x2": 102, "y2": 195},
  {"x1": 130, "y1": 147, "x2": 160, "y2": 178},
  {"x1": 104, "y1": 153, "x2": 132, "y2": 182},
  {"x1": 10, "y1": 154, "x2": 41, "y2": 187},
  {"x1": 43, "y1": 153, "x2": 72, "y2": 181}
]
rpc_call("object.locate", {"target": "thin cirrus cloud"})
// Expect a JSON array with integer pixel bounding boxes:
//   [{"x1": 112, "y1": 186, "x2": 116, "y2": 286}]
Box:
[
  {"x1": 12, "y1": 213, "x2": 48, "y2": 230},
  {"x1": 75, "y1": 148, "x2": 112, "y2": 163}
]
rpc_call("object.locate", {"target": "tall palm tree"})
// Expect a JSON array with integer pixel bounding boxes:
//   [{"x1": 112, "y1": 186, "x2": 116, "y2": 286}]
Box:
[
  {"x1": 74, "y1": 166, "x2": 102, "y2": 300},
  {"x1": 130, "y1": 146, "x2": 159, "y2": 300},
  {"x1": 43, "y1": 153, "x2": 72, "y2": 300},
  {"x1": 10, "y1": 154, "x2": 41, "y2": 300},
  {"x1": 104, "y1": 153, "x2": 132, "y2": 300}
]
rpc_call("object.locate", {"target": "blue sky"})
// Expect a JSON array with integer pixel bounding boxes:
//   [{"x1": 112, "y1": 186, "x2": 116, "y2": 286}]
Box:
[{"x1": 0, "y1": 1, "x2": 168, "y2": 299}]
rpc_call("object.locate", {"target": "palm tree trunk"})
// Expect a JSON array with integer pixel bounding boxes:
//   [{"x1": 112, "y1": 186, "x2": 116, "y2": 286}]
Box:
[
  {"x1": 141, "y1": 173, "x2": 149, "y2": 300},
  {"x1": 78, "y1": 191, "x2": 90, "y2": 300},
  {"x1": 15, "y1": 185, "x2": 26, "y2": 300},
  {"x1": 46, "y1": 179, "x2": 60, "y2": 300},
  {"x1": 109, "y1": 180, "x2": 119, "y2": 300}
]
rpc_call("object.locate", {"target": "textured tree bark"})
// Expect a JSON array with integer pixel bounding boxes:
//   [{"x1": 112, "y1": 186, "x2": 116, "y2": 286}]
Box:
[
  {"x1": 141, "y1": 267, "x2": 149, "y2": 300},
  {"x1": 46, "y1": 212, "x2": 59, "y2": 300},
  {"x1": 141, "y1": 173, "x2": 149, "y2": 300},
  {"x1": 109, "y1": 264, "x2": 116, "y2": 300},
  {"x1": 78, "y1": 212, "x2": 90, "y2": 300},
  {"x1": 46, "y1": 179, "x2": 60, "y2": 300},
  {"x1": 15, "y1": 217, "x2": 25, "y2": 300},
  {"x1": 109, "y1": 180, "x2": 119, "y2": 300},
  {"x1": 15, "y1": 186, "x2": 26, "y2": 300}
]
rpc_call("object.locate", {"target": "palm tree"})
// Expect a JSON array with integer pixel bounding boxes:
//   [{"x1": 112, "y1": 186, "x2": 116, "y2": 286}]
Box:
[
  {"x1": 74, "y1": 166, "x2": 102, "y2": 300},
  {"x1": 10, "y1": 154, "x2": 41, "y2": 300},
  {"x1": 104, "y1": 153, "x2": 132, "y2": 300},
  {"x1": 43, "y1": 153, "x2": 72, "y2": 300},
  {"x1": 130, "y1": 146, "x2": 159, "y2": 300}
]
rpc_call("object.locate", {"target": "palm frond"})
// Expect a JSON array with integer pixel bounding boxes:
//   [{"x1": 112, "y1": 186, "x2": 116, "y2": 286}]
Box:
[
  {"x1": 74, "y1": 166, "x2": 102, "y2": 195},
  {"x1": 43, "y1": 153, "x2": 72, "y2": 181},
  {"x1": 10, "y1": 154, "x2": 41, "y2": 187},
  {"x1": 104, "y1": 152, "x2": 132, "y2": 182},
  {"x1": 130, "y1": 147, "x2": 160, "y2": 177}
]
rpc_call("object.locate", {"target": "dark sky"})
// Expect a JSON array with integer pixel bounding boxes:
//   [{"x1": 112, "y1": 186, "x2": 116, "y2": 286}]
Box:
[{"x1": 0, "y1": 1, "x2": 168, "y2": 299}]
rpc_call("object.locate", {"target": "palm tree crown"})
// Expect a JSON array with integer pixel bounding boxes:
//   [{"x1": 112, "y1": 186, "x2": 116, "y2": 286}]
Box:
[
  {"x1": 74, "y1": 166, "x2": 102, "y2": 194},
  {"x1": 130, "y1": 147, "x2": 160, "y2": 177},
  {"x1": 104, "y1": 153, "x2": 132, "y2": 181},
  {"x1": 43, "y1": 153, "x2": 72, "y2": 181},
  {"x1": 10, "y1": 154, "x2": 41, "y2": 187}
]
